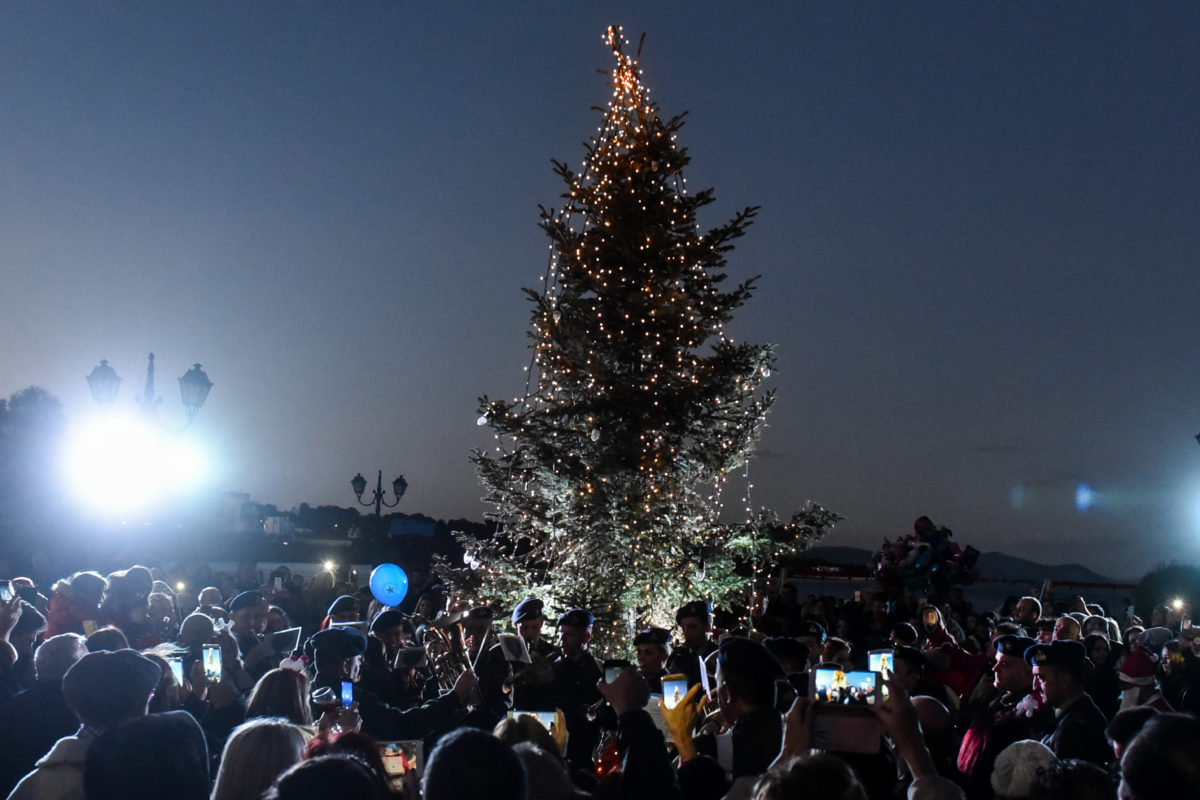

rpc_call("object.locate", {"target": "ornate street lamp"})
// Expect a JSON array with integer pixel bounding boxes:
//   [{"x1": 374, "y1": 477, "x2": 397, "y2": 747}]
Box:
[
  {"x1": 351, "y1": 470, "x2": 407, "y2": 518},
  {"x1": 86, "y1": 353, "x2": 212, "y2": 427}
]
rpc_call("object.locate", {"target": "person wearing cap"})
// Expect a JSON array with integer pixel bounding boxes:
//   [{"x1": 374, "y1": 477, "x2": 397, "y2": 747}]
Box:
[
  {"x1": 230, "y1": 590, "x2": 282, "y2": 682},
  {"x1": 1116, "y1": 644, "x2": 1173, "y2": 713},
  {"x1": 324, "y1": 595, "x2": 359, "y2": 628},
  {"x1": 8, "y1": 649, "x2": 161, "y2": 800},
  {"x1": 633, "y1": 628, "x2": 671, "y2": 693},
  {"x1": 551, "y1": 608, "x2": 603, "y2": 771},
  {"x1": 1025, "y1": 640, "x2": 1113, "y2": 765},
  {"x1": 359, "y1": 610, "x2": 420, "y2": 708},
  {"x1": 956, "y1": 635, "x2": 1049, "y2": 799},
  {"x1": 695, "y1": 637, "x2": 784, "y2": 787},
  {"x1": 511, "y1": 598, "x2": 559, "y2": 712},
  {"x1": 310, "y1": 624, "x2": 477, "y2": 741},
  {"x1": 666, "y1": 601, "x2": 718, "y2": 688},
  {"x1": 459, "y1": 606, "x2": 513, "y2": 730},
  {"x1": 794, "y1": 620, "x2": 826, "y2": 670}
]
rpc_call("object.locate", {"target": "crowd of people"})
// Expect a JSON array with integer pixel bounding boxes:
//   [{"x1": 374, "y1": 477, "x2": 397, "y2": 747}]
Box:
[{"x1": 0, "y1": 557, "x2": 1198, "y2": 800}]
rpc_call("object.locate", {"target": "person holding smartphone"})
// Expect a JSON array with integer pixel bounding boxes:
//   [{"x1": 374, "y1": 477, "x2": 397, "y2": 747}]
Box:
[{"x1": 229, "y1": 591, "x2": 283, "y2": 682}]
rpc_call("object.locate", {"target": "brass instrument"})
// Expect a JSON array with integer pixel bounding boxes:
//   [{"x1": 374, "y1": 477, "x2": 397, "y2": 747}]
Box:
[{"x1": 423, "y1": 618, "x2": 483, "y2": 706}]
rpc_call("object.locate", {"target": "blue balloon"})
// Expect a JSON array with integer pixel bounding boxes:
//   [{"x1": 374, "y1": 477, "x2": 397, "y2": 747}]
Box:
[{"x1": 369, "y1": 563, "x2": 409, "y2": 608}]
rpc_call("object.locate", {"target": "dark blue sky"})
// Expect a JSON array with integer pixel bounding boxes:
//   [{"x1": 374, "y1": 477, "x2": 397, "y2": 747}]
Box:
[{"x1": 4, "y1": 4, "x2": 1198, "y2": 577}]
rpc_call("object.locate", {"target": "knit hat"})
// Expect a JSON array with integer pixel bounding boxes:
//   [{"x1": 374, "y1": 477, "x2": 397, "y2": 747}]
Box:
[{"x1": 990, "y1": 739, "x2": 1058, "y2": 798}]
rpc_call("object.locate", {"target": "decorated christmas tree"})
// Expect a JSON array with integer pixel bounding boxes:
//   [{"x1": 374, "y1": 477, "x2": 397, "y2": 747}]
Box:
[{"x1": 437, "y1": 27, "x2": 839, "y2": 654}]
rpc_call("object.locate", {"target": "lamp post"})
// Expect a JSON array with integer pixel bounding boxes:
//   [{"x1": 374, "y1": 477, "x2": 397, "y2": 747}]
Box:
[
  {"x1": 351, "y1": 470, "x2": 407, "y2": 519},
  {"x1": 86, "y1": 353, "x2": 213, "y2": 426}
]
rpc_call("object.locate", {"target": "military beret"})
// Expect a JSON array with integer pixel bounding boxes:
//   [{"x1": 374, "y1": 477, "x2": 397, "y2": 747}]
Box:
[
  {"x1": 675, "y1": 601, "x2": 710, "y2": 626},
  {"x1": 796, "y1": 620, "x2": 826, "y2": 643},
  {"x1": 893, "y1": 646, "x2": 926, "y2": 670},
  {"x1": 326, "y1": 595, "x2": 358, "y2": 617},
  {"x1": 994, "y1": 635, "x2": 1037, "y2": 657},
  {"x1": 763, "y1": 637, "x2": 809, "y2": 666},
  {"x1": 717, "y1": 637, "x2": 783, "y2": 681},
  {"x1": 1024, "y1": 639, "x2": 1086, "y2": 674},
  {"x1": 633, "y1": 627, "x2": 671, "y2": 649},
  {"x1": 465, "y1": 606, "x2": 494, "y2": 622},
  {"x1": 512, "y1": 598, "x2": 545, "y2": 625},
  {"x1": 229, "y1": 591, "x2": 264, "y2": 613},
  {"x1": 311, "y1": 626, "x2": 368, "y2": 659},
  {"x1": 63, "y1": 649, "x2": 162, "y2": 720},
  {"x1": 369, "y1": 609, "x2": 407, "y2": 635},
  {"x1": 557, "y1": 608, "x2": 593, "y2": 628}
]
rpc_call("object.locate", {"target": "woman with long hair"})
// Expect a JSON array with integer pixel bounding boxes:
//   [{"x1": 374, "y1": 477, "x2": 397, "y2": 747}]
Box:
[
  {"x1": 247, "y1": 668, "x2": 313, "y2": 726},
  {"x1": 211, "y1": 717, "x2": 310, "y2": 800}
]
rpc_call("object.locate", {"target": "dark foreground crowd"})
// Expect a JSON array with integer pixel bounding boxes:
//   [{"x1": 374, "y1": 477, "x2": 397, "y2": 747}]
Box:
[{"x1": 0, "y1": 561, "x2": 1199, "y2": 800}]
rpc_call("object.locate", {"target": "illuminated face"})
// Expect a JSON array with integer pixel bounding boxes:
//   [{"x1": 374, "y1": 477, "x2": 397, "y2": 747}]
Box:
[
  {"x1": 679, "y1": 617, "x2": 708, "y2": 648},
  {"x1": 1090, "y1": 640, "x2": 1110, "y2": 666},
  {"x1": 635, "y1": 643, "x2": 666, "y2": 675},
  {"x1": 559, "y1": 624, "x2": 589, "y2": 656},
  {"x1": 516, "y1": 618, "x2": 544, "y2": 643},
  {"x1": 233, "y1": 602, "x2": 269, "y2": 636},
  {"x1": 993, "y1": 652, "x2": 1032, "y2": 693},
  {"x1": 462, "y1": 618, "x2": 492, "y2": 656},
  {"x1": 1032, "y1": 664, "x2": 1071, "y2": 707},
  {"x1": 1014, "y1": 599, "x2": 1038, "y2": 625},
  {"x1": 1053, "y1": 617, "x2": 1079, "y2": 641}
]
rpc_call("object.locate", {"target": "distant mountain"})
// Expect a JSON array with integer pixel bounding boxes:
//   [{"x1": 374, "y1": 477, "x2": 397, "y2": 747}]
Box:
[{"x1": 801, "y1": 545, "x2": 1122, "y2": 585}]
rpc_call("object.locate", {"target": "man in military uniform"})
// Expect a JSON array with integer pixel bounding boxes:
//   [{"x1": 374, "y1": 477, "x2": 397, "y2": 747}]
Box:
[
  {"x1": 552, "y1": 608, "x2": 603, "y2": 771},
  {"x1": 510, "y1": 598, "x2": 559, "y2": 711},
  {"x1": 229, "y1": 590, "x2": 283, "y2": 682},
  {"x1": 310, "y1": 625, "x2": 476, "y2": 740},
  {"x1": 633, "y1": 627, "x2": 671, "y2": 693},
  {"x1": 795, "y1": 620, "x2": 826, "y2": 670},
  {"x1": 459, "y1": 606, "x2": 513, "y2": 730},
  {"x1": 1026, "y1": 639, "x2": 1113, "y2": 766},
  {"x1": 956, "y1": 635, "x2": 1050, "y2": 799},
  {"x1": 665, "y1": 601, "x2": 718, "y2": 688}
]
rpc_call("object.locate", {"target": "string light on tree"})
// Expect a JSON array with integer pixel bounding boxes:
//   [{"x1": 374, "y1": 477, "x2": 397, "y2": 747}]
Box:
[{"x1": 436, "y1": 26, "x2": 839, "y2": 655}]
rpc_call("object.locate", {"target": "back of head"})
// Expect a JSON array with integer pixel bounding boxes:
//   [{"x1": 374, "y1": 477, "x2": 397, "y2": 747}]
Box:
[
  {"x1": 678, "y1": 754, "x2": 730, "y2": 800},
  {"x1": 86, "y1": 626, "x2": 130, "y2": 652},
  {"x1": 264, "y1": 754, "x2": 384, "y2": 800},
  {"x1": 83, "y1": 710, "x2": 209, "y2": 800},
  {"x1": 34, "y1": 632, "x2": 86, "y2": 685},
  {"x1": 62, "y1": 649, "x2": 161, "y2": 729},
  {"x1": 247, "y1": 668, "x2": 312, "y2": 725},
  {"x1": 1119, "y1": 713, "x2": 1200, "y2": 799},
  {"x1": 212, "y1": 717, "x2": 310, "y2": 800},
  {"x1": 1105, "y1": 707, "x2": 1158, "y2": 754},
  {"x1": 752, "y1": 753, "x2": 867, "y2": 800},
  {"x1": 1027, "y1": 759, "x2": 1115, "y2": 800},
  {"x1": 424, "y1": 728, "x2": 526, "y2": 800},
  {"x1": 718, "y1": 637, "x2": 783, "y2": 708},
  {"x1": 512, "y1": 743, "x2": 574, "y2": 800},
  {"x1": 991, "y1": 740, "x2": 1058, "y2": 799},
  {"x1": 493, "y1": 714, "x2": 562, "y2": 760}
]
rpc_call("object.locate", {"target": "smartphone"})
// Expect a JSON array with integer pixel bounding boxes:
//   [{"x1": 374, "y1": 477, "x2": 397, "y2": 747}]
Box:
[
  {"x1": 853, "y1": 590, "x2": 862, "y2": 604},
  {"x1": 0, "y1": 581, "x2": 11, "y2": 602},
  {"x1": 274, "y1": 576, "x2": 283, "y2": 591},
  {"x1": 662, "y1": 675, "x2": 689, "y2": 709},
  {"x1": 167, "y1": 657, "x2": 185, "y2": 686},
  {"x1": 82, "y1": 620, "x2": 98, "y2": 637},
  {"x1": 510, "y1": 710, "x2": 557, "y2": 730},
  {"x1": 202, "y1": 644, "x2": 222, "y2": 682},
  {"x1": 379, "y1": 740, "x2": 424, "y2": 788},
  {"x1": 603, "y1": 658, "x2": 633, "y2": 684},
  {"x1": 868, "y1": 650, "x2": 894, "y2": 675},
  {"x1": 812, "y1": 668, "x2": 882, "y2": 706},
  {"x1": 924, "y1": 608, "x2": 939, "y2": 627},
  {"x1": 341, "y1": 679, "x2": 354, "y2": 708}
]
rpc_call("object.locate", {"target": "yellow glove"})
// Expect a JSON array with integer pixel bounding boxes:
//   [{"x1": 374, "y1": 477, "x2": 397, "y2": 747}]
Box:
[
  {"x1": 549, "y1": 708, "x2": 569, "y2": 756},
  {"x1": 660, "y1": 682, "x2": 706, "y2": 761}
]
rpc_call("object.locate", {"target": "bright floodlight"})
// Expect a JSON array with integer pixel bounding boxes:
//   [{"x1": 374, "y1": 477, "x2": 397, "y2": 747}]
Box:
[
  {"x1": 324, "y1": 561, "x2": 335, "y2": 572},
  {"x1": 1074, "y1": 483, "x2": 1096, "y2": 512},
  {"x1": 1173, "y1": 598, "x2": 1185, "y2": 611},
  {"x1": 66, "y1": 416, "x2": 209, "y2": 514}
]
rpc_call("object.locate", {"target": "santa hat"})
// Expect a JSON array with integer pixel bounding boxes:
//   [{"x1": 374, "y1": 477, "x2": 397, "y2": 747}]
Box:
[{"x1": 1118, "y1": 645, "x2": 1157, "y2": 686}]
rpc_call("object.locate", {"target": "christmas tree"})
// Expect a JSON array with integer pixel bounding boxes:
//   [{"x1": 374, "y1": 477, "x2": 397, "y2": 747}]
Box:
[{"x1": 438, "y1": 27, "x2": 839, "y2": 654}]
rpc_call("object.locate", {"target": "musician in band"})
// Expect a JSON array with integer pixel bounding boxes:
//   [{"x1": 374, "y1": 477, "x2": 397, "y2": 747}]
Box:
[
  {"x1": 633, "y1": 627, "x2": 671, "y2": 693},
  {"x1": 552, "y1": 608, "x2": 604, "y2": 771},
  {"x1": 359, "y1": 609, "x2": 425, "y2": 708},
  {"x1": 510, "y1": 597, "x2": 560, "y2": 711},
  {"x1": 665, "y1": 601, "x2": 718, "y2": 688},
  {"x1": 229, "y1": 590, "x2": 285, "y2": 682},
  {"x1": 460, "y1": 606, "x2": 513, "y2": 730}
]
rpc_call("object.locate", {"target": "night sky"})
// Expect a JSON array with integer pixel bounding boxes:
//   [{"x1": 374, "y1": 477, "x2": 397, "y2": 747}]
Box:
[{"x1": 4, "y1": 4, "x2": 1199, "y2": 578}]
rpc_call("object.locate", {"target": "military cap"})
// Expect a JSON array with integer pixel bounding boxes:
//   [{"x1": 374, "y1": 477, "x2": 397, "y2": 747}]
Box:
[
  {"x1": 633, "y1": 627, "x2": 671, "y2": 649},
  {"x1": 229, "y1": 590, "x2": 264, "y2": 613},
  {"x1": 892, "y1": 646, "x2": 926, "y2": 670},
  {"x1": 310, "y1": 626, "x2": 368, "y2": 659},
  {"x1": 557, "y1": 608, "x2": 593, "y2": 628},
  {"x1": 795, "y1": 620, "x2": 826, "y2": 643},
  {"x1": 369, "y1": 609, "x2": 407, "y2": 635},
  {"x1": 675, "y1": 601, "x2": 711, "y2": 626},
  {"x1": 762, "y1": 636, "x2": 809, "y2": 667},
  {"x1": 512, "y1": 598, "x2": 545, "y2": 625},
  {"x1": 326, "y1": 595, "x2": 358, "y2": 617},
  {"x1": 1024, "y1": 639, "x2": 1086, "y2": 676},
  {"x1": 994, "y1": 635, "x2": 1037, "y2": 658},
  {"x1": 465, "y1": 606, "x2": 495, "y2": 621}
]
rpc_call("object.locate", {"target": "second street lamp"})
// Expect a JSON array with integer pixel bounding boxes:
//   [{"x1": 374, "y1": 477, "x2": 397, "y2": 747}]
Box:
[{"x1": 351, "y1": 470, "x2": 407, "y2": 519}]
